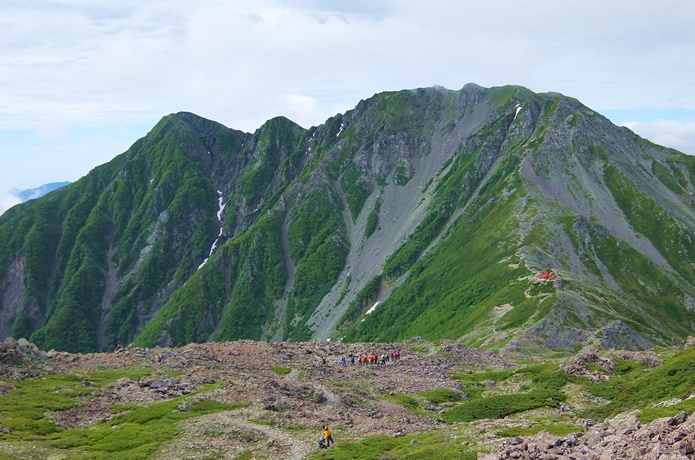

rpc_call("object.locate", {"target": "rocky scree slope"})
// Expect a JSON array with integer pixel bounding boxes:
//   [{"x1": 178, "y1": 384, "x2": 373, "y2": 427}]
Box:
[{"x1": 1, "y1": 84, "x2": 695, "y2": 353}]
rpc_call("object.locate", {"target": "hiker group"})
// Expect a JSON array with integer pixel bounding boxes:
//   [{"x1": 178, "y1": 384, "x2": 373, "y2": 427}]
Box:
[
  {"x1": 339, "y1": 350, "x2": 401, "y2": 366},
  {"x1": 321, "y1": 350, "x2": 403, "y2": 367}
]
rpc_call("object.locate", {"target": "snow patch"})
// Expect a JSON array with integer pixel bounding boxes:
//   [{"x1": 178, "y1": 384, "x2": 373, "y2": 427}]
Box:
[
  {"x1": 513, "y1": 104, "x2": 522, "y2": 120},
  {"x1": 366, "y1": 301, "x2": 380, "y2": 315},
  {"x1": 216, "y1": 191, "x2": 226, "y2": 220},
  {"x1": 198, "y1": 190, "x2": 226, "y2": 270}
]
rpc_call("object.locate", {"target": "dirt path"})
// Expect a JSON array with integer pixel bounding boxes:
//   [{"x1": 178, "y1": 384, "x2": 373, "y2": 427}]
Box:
[
  {"x1": 238, "y1": 420, "x2": 312, "y2": 460},
  {"x1": 153, "y1": 408, "x2": 315, "y2": 460}
]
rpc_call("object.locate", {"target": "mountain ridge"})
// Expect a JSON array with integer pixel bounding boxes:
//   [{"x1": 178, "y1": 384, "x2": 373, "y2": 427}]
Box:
[
  {"x1": 1, "y1": 83, "x2": 695, "y2": 353},
  {"x1": 11, "y1": 182, "x2": 72, "y2": 202}
]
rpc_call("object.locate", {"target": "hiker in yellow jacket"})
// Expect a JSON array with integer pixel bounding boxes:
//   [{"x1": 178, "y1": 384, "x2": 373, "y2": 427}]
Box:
[{"x1": 323, "y1": 425, "x2": 334, "y2": 447}]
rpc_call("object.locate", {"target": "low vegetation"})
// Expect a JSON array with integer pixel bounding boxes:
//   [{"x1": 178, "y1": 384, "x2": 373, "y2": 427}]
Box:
[{"x1": 2, "y1": 339, "x2": 695, "y2": 459}]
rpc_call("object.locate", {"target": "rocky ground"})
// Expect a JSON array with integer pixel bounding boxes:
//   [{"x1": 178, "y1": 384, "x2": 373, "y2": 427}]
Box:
[
  {"x1": 1, "y1": 337, "x2": 694, "y2": 459},
  {"x1": 482, "y1": 411, "x2": 695, "y2": 459},
  {"x1": 1, "y1": 337, "x2": 512, "y2": 459}
]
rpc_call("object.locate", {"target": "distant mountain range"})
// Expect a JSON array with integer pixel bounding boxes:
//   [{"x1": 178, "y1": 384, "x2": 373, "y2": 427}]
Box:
[
  {"x1": 12, "y1": 182, "x2": 71, "y2": 202},
  {"x1": 1, "y1": 84, "x2": 695, "y2": 354}
]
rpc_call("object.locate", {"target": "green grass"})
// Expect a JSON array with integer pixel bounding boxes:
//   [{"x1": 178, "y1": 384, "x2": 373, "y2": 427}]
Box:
[
  {"x1": 6, "y1": 344, "x2": 695, "y2": 459},
  {"x1": 495, "y1": 423, "x2": 581, "y2": 438},
  {"x1": 381, "y1": 362, "x2": 573, "y2": 427},
  {"x1": 440, "y1": 363, "x2": 573, "y2": 423},
  {"x1": 452, "y1": 369, "x2": 515, "y2": 383},
  {"x1": 582, "y1": 346, "x2": 695, "y2": 421},
  {"x1": 638, "y1": 400, "x2": 695, "y2": 423},
  {"x1": 0, "y1": 368, "x2": 157, "y2": 437},
  {"x1": 450, "y1": 369, "x2": 516, "y2": 401},
  {"x1": 326, "y1": 381, "x2": 350, "y2": 387},
  {"x1": 0, "y1": 368, "x2": 248, "y2": 459},
  {"x1": 441, "y1": 389, "x2": 564, "y2": 423},
  {"x1": 384, "y1": 393, "x2": 420, "y2": 412},
  {"x1": 420, "y1": 388, "x2": 464, "y2": 404},
  {"x1": 0, "y1": 374, "x2": 82, "y2": 436},
  {"x1": 365, "y1": 200, "x2": 381, "y2": 239},
  {"x1": 46, "y1": 398, "x2": 248, "y2": 459},
  {"x1": 311, "y1": 431, "x2": 478, "y2": 460}
]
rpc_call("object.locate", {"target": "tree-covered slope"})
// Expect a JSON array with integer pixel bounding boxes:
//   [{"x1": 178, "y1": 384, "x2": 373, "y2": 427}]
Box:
[{"x1": 2, "y1": 84, "x2": 695, "y2": 353}]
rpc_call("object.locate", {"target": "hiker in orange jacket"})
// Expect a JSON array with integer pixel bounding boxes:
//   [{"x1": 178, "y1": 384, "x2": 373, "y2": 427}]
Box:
[{"x1": 323, "y1": 425, "x2": 334, "y2": 447}]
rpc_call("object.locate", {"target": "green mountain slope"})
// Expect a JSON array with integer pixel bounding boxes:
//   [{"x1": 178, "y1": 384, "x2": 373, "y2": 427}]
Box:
[{"x1": 2, "y1": 84, "x2": 695, "y2": 353}]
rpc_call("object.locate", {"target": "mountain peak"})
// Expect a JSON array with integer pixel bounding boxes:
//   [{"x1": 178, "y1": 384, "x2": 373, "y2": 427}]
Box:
[{"x1": 1, "y1": 84, "x2": 695, "y2": 354}]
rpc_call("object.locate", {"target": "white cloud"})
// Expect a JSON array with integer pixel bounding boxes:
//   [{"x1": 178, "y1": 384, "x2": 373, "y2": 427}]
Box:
[
  {"x1": 281, "y1": 94, "x2": 319, "y2": 123},
  {"x1": 623, "y1": 120, "x2": 695, "y2": 156},
  {"x1": 0, "y1": 193, "x2": 21, "y2": 216},
  {"x1": 1, "y1": 0, "x2": 695, "y2": 186},
  {"x1": 0, "y1": 171, "x2": 20, "y2": 215}
]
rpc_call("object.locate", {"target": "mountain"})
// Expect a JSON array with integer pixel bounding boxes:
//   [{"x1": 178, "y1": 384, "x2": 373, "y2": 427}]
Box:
[
  {"x1": 1, "y1": 84, "x2": 695, "y2": 354},
  {"x1": 12, "y1": 181, "x2": 71, "y2": 202}
]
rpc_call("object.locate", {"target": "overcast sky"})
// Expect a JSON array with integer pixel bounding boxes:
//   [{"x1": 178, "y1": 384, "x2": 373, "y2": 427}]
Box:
[{"x1": 2, "y1": 0, "x2": 695, "y2": 213}]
